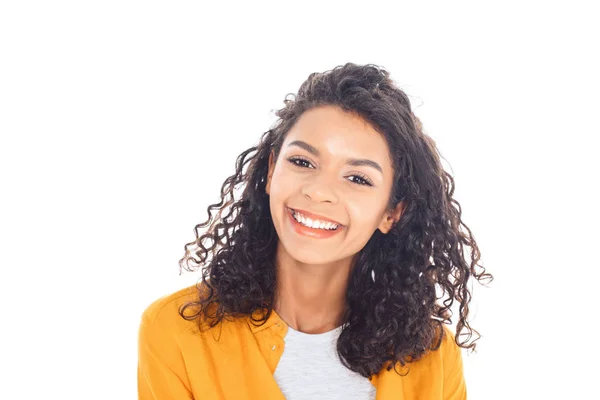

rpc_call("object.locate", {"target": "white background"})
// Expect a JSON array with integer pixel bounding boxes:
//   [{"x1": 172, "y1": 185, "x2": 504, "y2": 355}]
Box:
[{"x1": 1, "y1": 1, "x2": 598, "y2": 399}]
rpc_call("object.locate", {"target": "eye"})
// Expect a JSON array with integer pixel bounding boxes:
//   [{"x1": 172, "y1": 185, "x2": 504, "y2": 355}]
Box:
[
  {"x1": 287, "y1": 156, "x2": 315, "y2": 169},
  {"x1": 286, "y1": 157, "x2": 374, "y2": 187},
  {"x1": 348, "y1": 173, "x2": 374, "y2": 187}
]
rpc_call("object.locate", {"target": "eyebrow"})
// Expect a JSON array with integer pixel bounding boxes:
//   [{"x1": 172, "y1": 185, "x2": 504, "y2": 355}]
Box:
[{"x1": 287, "y1": 140, "x2": 383, "y2": 174}]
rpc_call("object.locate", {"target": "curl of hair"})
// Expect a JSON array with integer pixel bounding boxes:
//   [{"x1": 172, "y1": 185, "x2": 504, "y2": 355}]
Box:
[{"x1": 178, "y1": 62, "x2": 493, "y2": 379}]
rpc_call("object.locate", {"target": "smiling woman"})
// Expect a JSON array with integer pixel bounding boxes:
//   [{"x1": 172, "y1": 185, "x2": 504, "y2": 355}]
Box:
[
  {"x1": 137, "y1": 62, "x2": 493, "y2": 400},
  {"x1": 266, "y1": 105, "x2": 401, "y2": 266}
]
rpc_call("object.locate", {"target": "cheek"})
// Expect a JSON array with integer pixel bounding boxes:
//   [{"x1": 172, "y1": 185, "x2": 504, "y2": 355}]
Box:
[
  {"x1": 269, "y1": 168, "x2": 291, "y2": 199},
  {"x1": 268, "y1": 168, "x2": 295, "y2": 218},
  {"x1": 347, "y1": 202, "x2": 385, "y2": 231}
]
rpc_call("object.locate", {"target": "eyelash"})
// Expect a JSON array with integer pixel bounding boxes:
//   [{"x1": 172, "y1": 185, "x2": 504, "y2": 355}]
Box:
[{"x1": 287, "y1": 156, "x2": 374, "y2": 187}]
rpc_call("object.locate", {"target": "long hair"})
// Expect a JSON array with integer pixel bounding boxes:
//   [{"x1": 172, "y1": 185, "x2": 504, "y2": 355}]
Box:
[{"x1": 178, "y1": 62, "x2": 493, "y2": 378}]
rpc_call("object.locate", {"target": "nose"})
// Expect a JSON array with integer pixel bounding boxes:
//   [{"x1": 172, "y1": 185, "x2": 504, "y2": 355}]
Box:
[{"x1": 301, "y1": 176, "x2": 339, "y2": 204}]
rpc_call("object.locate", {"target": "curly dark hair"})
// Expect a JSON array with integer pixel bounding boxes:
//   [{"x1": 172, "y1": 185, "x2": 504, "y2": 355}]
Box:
[{"x1": 178, "y1": 62, "x2": 493, "y2": 379}]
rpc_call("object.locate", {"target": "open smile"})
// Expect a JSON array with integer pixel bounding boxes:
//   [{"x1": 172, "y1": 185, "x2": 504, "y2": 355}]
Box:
[{"x1": 286, "y1": 207, "x2": 345, "y2": 239}]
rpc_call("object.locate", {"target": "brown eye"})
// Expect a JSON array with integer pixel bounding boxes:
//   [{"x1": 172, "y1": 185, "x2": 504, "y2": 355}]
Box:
[
  {"x1": 348, "y1": 174, "x2": 373, "y2": 187},
  {"x1": 287, "y1": 157, "x2": 314, "y2": 169}
]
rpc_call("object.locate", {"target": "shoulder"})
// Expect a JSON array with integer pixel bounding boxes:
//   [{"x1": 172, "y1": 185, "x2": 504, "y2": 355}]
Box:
[
  {"x1": 371, "y1": 324, "x2": 466, "y2": 397},
  {"x1": 140, "y1": 284, "x2": 199, "y2": 326},
  {"x1": 436, "y1": 324, "x2": 467, "y2": 398},
  {"x1": 138, "y1": 283, "x2": 209, "y2": 349},
  {"x1": 390, "y1": 324, "x2": 464, "y2": 375},
  {"x1": 138, "y1": 282, "x2": 249, "y2": 341},
  {"x1": 424, "y1": 323, "x2": 463, "y2": 370},
  {"x1": 438, "y1": 324, "x2": 463, "y2": 365},
  {"x1": 439, "y1": 324, "x2": 457, "y2": 349}
]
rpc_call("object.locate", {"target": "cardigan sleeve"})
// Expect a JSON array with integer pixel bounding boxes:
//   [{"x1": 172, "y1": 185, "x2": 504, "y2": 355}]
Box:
[
  {"x1": 442, "y1": 327, "x2": 467, "y2": 400},
  {"x1": 137, "y1": 310, "x2": 194, "y2": 400}
]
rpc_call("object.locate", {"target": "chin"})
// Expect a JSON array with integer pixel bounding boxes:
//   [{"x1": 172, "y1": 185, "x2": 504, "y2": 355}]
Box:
[{"x1": 284, "y1": 244, "x2": 343, "y2": 266}]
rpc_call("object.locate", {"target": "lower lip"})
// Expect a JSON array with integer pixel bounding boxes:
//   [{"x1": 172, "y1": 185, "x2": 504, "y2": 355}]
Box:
[{"x1": 286, "y1": 207, "x2": 344, "y2": 239}]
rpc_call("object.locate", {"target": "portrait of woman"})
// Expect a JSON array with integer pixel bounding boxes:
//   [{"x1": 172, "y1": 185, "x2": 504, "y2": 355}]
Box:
[{"x1": 137, "y1": 62, "x2": 493, "y2": 399}]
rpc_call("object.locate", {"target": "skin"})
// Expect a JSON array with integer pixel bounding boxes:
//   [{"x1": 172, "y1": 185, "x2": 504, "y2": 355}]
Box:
[{"x1": 265, "y1": 105, "x2": 405, "y2": 334}]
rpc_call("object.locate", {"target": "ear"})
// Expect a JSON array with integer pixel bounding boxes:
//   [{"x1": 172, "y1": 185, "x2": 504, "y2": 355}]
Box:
[
  {"x1": 265, "y1": 150, "x2": 276, "y2": 196},
  {"x1": 378, "y1": 201, "x2": 405, "y2": 234}
]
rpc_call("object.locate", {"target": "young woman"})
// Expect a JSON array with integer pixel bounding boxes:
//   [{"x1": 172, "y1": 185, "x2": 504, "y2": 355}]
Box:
[{"x1": 137, "y1": 63, "x2": 493, "y2": 400}]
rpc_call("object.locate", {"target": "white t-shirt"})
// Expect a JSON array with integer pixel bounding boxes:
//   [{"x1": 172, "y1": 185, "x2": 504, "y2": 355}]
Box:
[{"x1": 273, "y1": 324, "x2": 377, "y2": 400}]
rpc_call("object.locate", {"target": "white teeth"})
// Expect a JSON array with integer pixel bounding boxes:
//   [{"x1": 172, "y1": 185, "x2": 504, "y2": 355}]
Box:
[{"x1": 292, "y1": 210, "x2": 339, "y2": 230}]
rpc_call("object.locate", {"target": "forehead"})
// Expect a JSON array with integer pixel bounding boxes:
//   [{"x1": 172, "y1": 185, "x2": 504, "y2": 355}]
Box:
[{"x1": 283, "y1": 105, "x2": 392, "y2": 164}]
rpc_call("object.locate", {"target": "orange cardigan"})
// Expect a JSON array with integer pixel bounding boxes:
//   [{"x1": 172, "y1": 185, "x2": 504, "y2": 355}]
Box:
[{"x1": 138, "y1": 285, "x2": 467, "y2": 399}]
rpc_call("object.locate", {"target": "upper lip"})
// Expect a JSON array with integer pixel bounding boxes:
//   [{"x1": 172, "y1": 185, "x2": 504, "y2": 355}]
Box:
[{"x1": 288, "y1": 207, "x2": 344, "y2": 226}]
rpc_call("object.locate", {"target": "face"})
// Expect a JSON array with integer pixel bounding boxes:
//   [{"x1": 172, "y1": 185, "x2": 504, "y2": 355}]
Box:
[{"x1": 265, "y1": 105, "x2": 405, "y2": 266}]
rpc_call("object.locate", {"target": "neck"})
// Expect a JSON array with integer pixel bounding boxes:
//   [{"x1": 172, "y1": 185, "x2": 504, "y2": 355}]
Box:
[{"x1": 272, "y1": 241, "x2": 355, "y2": 334}]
